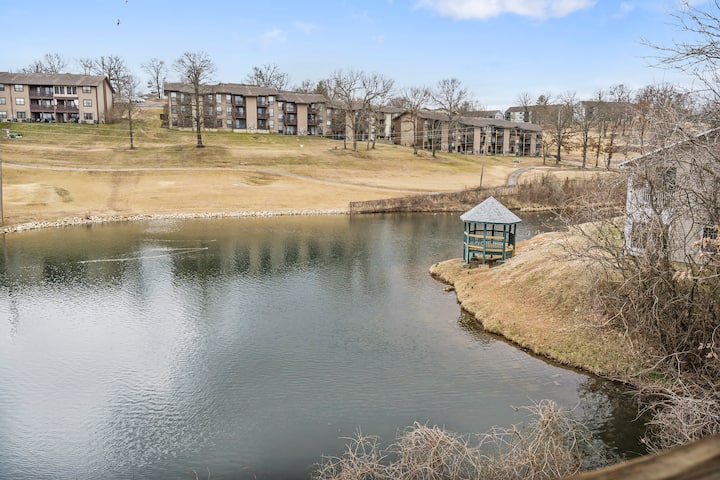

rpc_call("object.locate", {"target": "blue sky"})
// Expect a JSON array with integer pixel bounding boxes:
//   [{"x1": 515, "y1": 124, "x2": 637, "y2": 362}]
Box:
[{"x1": 3, "y1": 0, "x2": 708, "y2": 109}]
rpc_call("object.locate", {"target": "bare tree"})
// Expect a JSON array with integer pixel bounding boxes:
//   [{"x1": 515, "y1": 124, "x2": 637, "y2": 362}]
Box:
[
  {"x1": 22, "y1": 53, "x2": 68, "y2": 74},
  {"x1": 116, "y1": 73, "x2": 141, "y2": 149},
  {"x1": 534, "y1": 92, "x2": 575, "y2": 165},
  {"x1": 245, "y1": 63, "x2": 289, "y2": 90},
  {"x1": 515, "y1": 91, "x2": 534, "y2": 122},
  {"x1": 84, "y1": 55, "x2": 128, "y2": 92},
  {"x1": 575, "y1": 100, "x2": 596, "y2": 168},
  {"x1": 399, "y1": 86, "x2": 431, "y2": 154},
  {"x1": 325, "y1": 70, "x2": 394, "y2": 151},
  {"x1": 78, "y1": 57, "x2": 95, "y2": 75},
  {"x1": 142, "y1": 58, "x2": 168, "y2": 99},
  {"x1": 634, "y1": 84, "x2": 690, "y2": 154},
  {"x1": 433, "y1": 78, "x2": 468, "y2": 153},
  {"x1": 294, "y1": 78, "x2": 317, "y2": 93},
  {"x1": 603, "y1": 84, "x2": 632, "y2": 168},
  {"x1": 173, "y1": 51, "x2": 216, "y2": 148},
  {"x1": 646, "y1": 0, "x2": 720, "y2": 99}
]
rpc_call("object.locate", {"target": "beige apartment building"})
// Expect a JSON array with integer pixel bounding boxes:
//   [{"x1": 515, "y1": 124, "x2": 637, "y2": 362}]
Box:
[
  {"x1": 0, "y1": 73, "x2": 114, "y2": 124},
  {"x1": 164, "y1": 83, "x2": 327, "y2": 136},
  {"x1": 394, "y1": 110, "x2": 541, "y2": 156}
]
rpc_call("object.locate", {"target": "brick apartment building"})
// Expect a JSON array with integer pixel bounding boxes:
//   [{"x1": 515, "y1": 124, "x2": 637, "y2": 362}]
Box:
[
  {"x1": 164, "y1": 83, "x2": 328, "y2": 136},
  {"x1": 0, "y1": 73, "x2": 114, "y2": 124}
]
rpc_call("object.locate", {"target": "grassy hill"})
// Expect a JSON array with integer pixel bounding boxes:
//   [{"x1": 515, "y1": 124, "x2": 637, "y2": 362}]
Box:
[{"x1": 0, "y1": 107, "x2": 555, "y2": 226}]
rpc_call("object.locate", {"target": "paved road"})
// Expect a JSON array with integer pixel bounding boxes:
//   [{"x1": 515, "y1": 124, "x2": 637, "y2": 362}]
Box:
[{"x1": 506, "y1": 165, "x2": 552, "y2": 186}]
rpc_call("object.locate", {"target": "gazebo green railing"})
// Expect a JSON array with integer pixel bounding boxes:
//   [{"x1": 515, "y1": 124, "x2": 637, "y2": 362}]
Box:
[{"x1": 461, "y1": 196, "x2": 521, "y2": 265}]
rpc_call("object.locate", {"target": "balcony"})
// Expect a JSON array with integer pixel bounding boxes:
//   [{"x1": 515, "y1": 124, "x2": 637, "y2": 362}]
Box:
[
  {"x1": 285, "y1": 104, "x2": 296, "y2": 113},
  {"x1": 30, "y1": 103, "x2": 55, "y2": 113},
  {"x1": 257, "y1": 112, "x2": 269, "y2": 120},
  {"x1": 308, "y1": 106, "x2": 318, "y2": 115},
  {"x1": 284, "y1": 115, "x2": 297, "y2": 125},
  {"x1": 29, "y1": 87, "x2": 54, "y2": 99},
  {"x1": 307, "y1": 116, "x2": 317, "y2": 126},
  {"x1": 56, "y1": 104, "x2": 79, "y2": 113}
]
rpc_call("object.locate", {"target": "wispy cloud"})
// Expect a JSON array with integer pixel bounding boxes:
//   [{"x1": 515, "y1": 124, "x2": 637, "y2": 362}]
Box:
[
  {"x1": 416, "y1": 0, "x2": 597, "y2": 19},
  {"x1": 258, "y1": 28, "x2": 286, "y2": 49},
  {"x1": 295, "y1": 21, "x2": 318, "y2": 34},
  {"x1": 613, "y1": 1, "x2": 635, "y2": 18}
]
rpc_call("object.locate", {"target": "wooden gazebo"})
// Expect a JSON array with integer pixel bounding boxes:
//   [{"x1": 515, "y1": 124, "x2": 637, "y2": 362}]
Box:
[{"x1": 461, "y1": 196, "x2": 521, "y2": 265}]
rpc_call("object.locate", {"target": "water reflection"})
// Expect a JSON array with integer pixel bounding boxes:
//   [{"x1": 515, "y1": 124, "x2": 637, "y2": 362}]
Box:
[{"x1": 0, "y1": 214, "x2": 644, "y2": 479}]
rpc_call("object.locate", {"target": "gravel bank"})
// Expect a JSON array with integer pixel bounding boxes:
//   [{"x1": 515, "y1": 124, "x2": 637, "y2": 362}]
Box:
[{"x1": 0, "y1": 209, "x2": 348, "y2": 234}]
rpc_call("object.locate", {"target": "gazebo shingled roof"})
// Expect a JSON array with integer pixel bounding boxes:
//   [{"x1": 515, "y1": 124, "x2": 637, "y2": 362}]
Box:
[{"x1": 460, "y1": 196, "x2": 522, "y2": 224}]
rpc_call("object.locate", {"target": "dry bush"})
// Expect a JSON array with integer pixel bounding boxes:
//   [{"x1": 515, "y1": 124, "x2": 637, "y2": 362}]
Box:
[
  {"x1": 641, "y1": 379, "x2": 720, "y2": 452},
  {"x1": 313, "y1": 400, "x2": 600, "y2": 480},
  {"x1": 347, "y1": 172, "x2": 626, "y2": 214},
  {"x1": 515, "y1": 172, "x2": 626, "y2": 211}
]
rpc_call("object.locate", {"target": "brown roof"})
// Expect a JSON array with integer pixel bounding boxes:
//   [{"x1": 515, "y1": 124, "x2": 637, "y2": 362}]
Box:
[
  {"x1": 460, "y1": 116, "x2": 542, "y2": 132},
  {"x1": 163, "y1": 82, "x2": 329, "y2": 105},
  {"x1": 164, "y1": 82, "x2": 278, "y2": 96},
  {"x1": 0, "y1": 72, "x2": 111, "y2": 89},
  {"x1": 277, "y1": 91, "x2": 328, "y2": 104}
]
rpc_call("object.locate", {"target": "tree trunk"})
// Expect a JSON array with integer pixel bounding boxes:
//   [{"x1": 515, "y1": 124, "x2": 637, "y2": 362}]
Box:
[{"x1": 129, "y1": 108, "x2": 135, "y2": 149}]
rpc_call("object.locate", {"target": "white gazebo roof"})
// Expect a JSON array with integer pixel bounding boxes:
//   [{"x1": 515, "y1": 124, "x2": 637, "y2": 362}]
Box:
[{"x1": 460, "y1": 196, "x2": 522, "y2": 224}]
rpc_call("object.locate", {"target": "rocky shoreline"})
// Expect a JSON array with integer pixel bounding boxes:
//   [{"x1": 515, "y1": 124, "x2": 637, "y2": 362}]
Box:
[{"x1": 0, "y1": 209, "x2": 349, "y2": 235}]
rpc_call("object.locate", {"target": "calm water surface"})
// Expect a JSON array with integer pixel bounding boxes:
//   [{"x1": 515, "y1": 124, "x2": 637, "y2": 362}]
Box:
[{"x1": 0, "y1": 213, "x2": 644, "y2": 479}]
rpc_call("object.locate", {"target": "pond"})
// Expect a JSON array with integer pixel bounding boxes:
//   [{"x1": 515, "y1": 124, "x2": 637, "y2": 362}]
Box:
[{"x1": 0, "y1": 213, "x2": 645, "y2": 479}]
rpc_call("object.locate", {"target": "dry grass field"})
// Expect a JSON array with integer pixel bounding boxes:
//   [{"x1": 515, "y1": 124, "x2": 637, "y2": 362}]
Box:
[
  {"x1": 0, "y1": 107, "x2": 552, "y2": 226},
  {"x1": 430, "y1": 232, "x2": 645, "y2": 381}
]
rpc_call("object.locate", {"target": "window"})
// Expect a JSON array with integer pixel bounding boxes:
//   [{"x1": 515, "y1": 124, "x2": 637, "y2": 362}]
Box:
[
  {"x1": 0, "y1": 84, "x2": 4, "y2": 91},
  {"x1": 84, "y1": 113, "x2": 94, "y2": 121},
  {"x1": 701, "y1": 225, "x2": 719, "y2": 253},
  {"x1": 226, "y1": 94, "x2": 231, "y2": 103},
  {"x1": 226, "y1": 119, "x2": 232, "y2": 128},
  {"x1": 0, "y1": 98, "x2": 5, "y2": 105},
  {"x1": 171, "y1": 105, "x2": 177, "y2": 114},
  {"x1": 269, "y1": 108, "x2": 274, "y2": 116},
  {"x1": 269, "y1": 120, "x2": 274, "y2": 129},
  {"x1": 17, "y1": 112, "x2": 26, "y2": 119},
  {"x1": 54, "y1": 86, "x2": 65, "y2": 95},
  {"x1": 82, "y1": 86, "x2": 91, "y2": 93},
  {"x1": 703, "y1": 225, "x2": 718, "y2": 240},
  {"x1": 216, "y1": 94, "x2": 222, "y2": 103},
  {"x1": 226, "y1": 107, "x2": 232, "y2": 115},
  {"x1": 15, "y1": 98, "x2": 25, "y2": 105},
  {"x1": 0, "y1": 111, "x2": 6, "y2": 119},
  {"x1": 268, "y1": 96, "x2": 274, "y2": 104},
  {"x1": 14, "y1": 85, "x2": 24, "y2": 92},
  {"x1": 67, "y1": 86, "x2": 77, "y2": 95},
  {"x1": 170, "y1": 92, "x2": 177, "y2": 99},
  {"x1": 216, "y1": 106, "x2": 222, "y2": 114},
  {"x1": 83, "y1": 99, "x2": 92, "y2": 107}
]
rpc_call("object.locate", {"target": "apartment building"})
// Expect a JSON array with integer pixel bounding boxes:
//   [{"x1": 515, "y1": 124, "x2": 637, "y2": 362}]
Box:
[
  {"x1": 394, "y1": 110, "x2": 541, "y2": 156},
  {"x1": 164, "y1": 82, "x2": 327, "y2": 136},
  {"x1": 0, "y1": 73, "x2": 114, "y2": 124}
]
